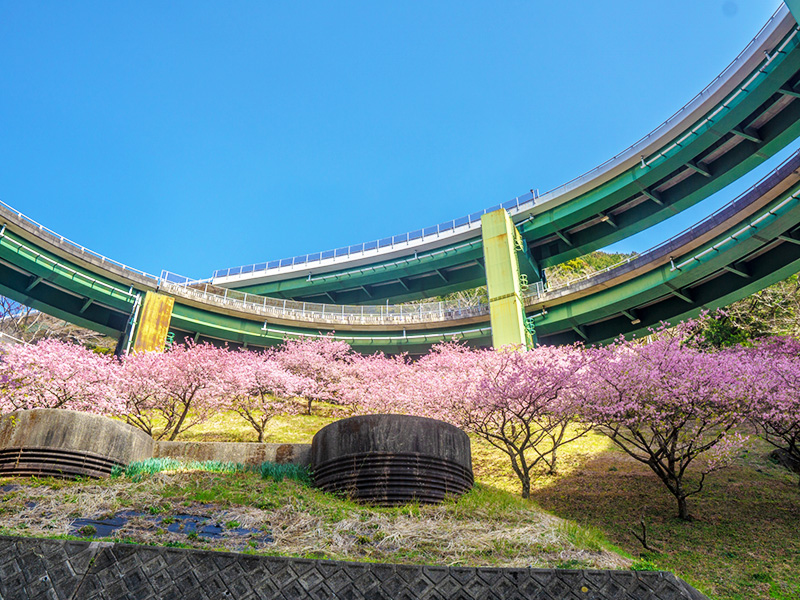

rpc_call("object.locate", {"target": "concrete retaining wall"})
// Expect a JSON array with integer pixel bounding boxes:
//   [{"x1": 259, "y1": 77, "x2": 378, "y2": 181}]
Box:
[
  {"x1": 0, "y1": 535, "x2": 708, "y2": 600},
  {"x1": 155, "y1": 441, "x2": 311, "y2": 466},
  {"x1": 0, "y1": 409, "x2": 312, "y2": 479}
]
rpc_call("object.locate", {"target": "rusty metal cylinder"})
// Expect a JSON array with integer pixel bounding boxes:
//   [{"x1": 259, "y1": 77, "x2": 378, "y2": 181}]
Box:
[
  {"x1": 0, "y1": 409, "x2": 154, "y2": 478},
  {"x1": 311, "y1": 414, "x2": 473, "y2": 505}
]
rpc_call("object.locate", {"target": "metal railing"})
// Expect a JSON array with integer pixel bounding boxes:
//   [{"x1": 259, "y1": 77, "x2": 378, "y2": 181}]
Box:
[
  {"x1": 0, "y1": 199, "x2": 160, "y2": 284},
  {"x1": 211, "y1": 191, "x2": 538, "y2": 279},
  {"x1": 160, "y1": 273, "x2": 491, "y2": 326}
]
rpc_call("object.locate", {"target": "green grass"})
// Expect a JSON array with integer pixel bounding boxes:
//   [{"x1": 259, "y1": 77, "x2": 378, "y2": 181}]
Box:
[
  {"x1": 111, "y1": 458, "x2": 249, "y2": 480},
  {"x1": 258, "y1": 462, "x2": 312, "y2": 485},
  {"x1": 112, "y1": 457, "x2": 312, "y2": 485},
  {"x1": 528, "y1": 433, "x2": 800, "y2": 600}
]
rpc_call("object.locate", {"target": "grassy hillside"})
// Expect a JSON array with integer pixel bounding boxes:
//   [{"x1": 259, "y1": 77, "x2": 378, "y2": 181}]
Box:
[
  {"x1": 2, "y1": 410, "x2": 798, "y2": 599},
  {"x1": 544, "y1": 250, "x2": 636, "y2": 289}
]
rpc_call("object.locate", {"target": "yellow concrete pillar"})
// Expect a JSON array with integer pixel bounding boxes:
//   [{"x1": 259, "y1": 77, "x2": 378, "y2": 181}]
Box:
[
  {"x1": 481, "y1": 209, "x2": 531, "y2": 350},
  {"x1": 132, "y1": 291, "x2": 175, "y2": 352}
]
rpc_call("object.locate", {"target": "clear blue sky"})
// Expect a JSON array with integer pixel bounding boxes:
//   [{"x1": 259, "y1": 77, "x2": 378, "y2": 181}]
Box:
[{"x1": 0, "y1": 1, "x2": 791, "y2": 279}]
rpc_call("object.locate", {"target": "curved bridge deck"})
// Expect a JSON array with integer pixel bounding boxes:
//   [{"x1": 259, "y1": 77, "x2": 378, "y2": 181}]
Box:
[{"x1": 213, "y1": 5, "x2": 800, "y2": 307}]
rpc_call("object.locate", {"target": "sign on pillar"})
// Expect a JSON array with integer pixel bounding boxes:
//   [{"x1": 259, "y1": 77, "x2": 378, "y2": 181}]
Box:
[
  {"x1": 132, "y1": 291, "x2": 175, "y2": 352},
  {"x1": 481, "y1": 209, "x2": 533, "y2": 350}
]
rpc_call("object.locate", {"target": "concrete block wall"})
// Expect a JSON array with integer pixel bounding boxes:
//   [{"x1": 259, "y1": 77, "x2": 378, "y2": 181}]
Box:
[{"x1": 0, "y1": 536, "x2": 709, "y2": 600}]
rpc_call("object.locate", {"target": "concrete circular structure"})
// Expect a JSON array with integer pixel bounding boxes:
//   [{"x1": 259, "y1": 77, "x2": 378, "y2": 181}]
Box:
[
  {"x1": 311, "y1": 414, "x2": 473, "y2": 505},
  {"x1": 0, "y1": 409, "x2": 154, "y2": 478}
]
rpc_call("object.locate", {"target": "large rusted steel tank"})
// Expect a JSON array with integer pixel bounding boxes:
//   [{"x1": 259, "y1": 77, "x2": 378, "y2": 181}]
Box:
[
  {"x1": 311, "y1": 414, "x2": 473, "y2": 505},
  {"x1": 0, "y1": 409, "x2": 154, "y2": 478}
]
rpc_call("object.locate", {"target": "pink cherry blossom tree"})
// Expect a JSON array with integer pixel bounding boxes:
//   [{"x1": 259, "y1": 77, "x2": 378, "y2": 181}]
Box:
[
  {"x1": 113, "y1": 349, "x2": 166, "y2": 437},
  {"x1": 337, "y1": 351, "x2": 416, "y2": 416},
  {"x1": 584, "y1": 325, "x2": 753, "y2": 520},
  {"x1": 116, "y1": 341, "x2": 230, "y2": 440},
  {"x1": 275, "y1": 336, "x2": 352, "y2": 414},
  {"x1": 744, "y1": 337, "x2": 800, "y2": 486},
  {"x1": 411, "y1": 343, "x2": 593, "y2": 499},
  {"x1": 0, "y1": 347, "x2": 23, "y2": 412},
  {"x1": 222, "y1": 349, "x2": 305, "y2": 442},
  {"x1": 0, "y1": 339, "x2": 119, "y2": 414}
]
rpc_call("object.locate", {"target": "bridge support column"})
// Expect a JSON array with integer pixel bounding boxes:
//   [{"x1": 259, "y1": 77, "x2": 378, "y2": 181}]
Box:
[
  {"x1": 131, "y1": 291, "x2": 174, "y2": 352},
  {"x1": 481, "y1": 209, "x2": 533, "y2": 350}
]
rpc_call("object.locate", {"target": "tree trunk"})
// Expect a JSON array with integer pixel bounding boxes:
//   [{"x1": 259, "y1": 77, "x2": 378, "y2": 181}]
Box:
[
  {"x1": 548, "y1": 448, "x2": 558, "y2": 475},
  {"x1": 521, "y1": 476, "x2": 530, "y2": 499},
  {"x1": 677, "y1": 495, "x2": 691, "y2": 521},
  {"x1": 170, "y1": 403, "x2": 192, "y2": 441},
  {"x1": 258, "y1": 430, "x2": 264, "y2": 443}
]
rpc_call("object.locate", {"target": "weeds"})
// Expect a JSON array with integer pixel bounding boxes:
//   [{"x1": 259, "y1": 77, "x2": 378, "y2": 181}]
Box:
[
  {"x1": 111, "y1": 458, "x2": 249, "y2": 481},
  {"x1": 258, "y1": 462, "x2": 312, "y2": 485},
  {"x1": 111, "y1": 458, "x2": 312, "y2": 485}
]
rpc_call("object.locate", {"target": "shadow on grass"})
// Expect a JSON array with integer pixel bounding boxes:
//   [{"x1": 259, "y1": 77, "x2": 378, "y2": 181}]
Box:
[{"x1": 529, "y1": 440, "x2": 800, "y2": 600}]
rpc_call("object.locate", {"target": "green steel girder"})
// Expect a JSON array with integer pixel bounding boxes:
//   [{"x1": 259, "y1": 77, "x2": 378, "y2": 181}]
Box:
[
  {"x1": 0, "y1": 231, "x2": 136, "y2": 335},
  {"x1": 538, "y1": 243, "x2": 800, "y2": 347},
  {"x1": 0, "y1": 278, "x2": 125, "y2": 337},
  {"x1": 515, "y1": 240, "x2": 541, "y2": 283},
  {"x1": 236, "y1": 240, "x2": 487, "y2": 303},
  {"x1": 168, "y1": 302, "x2": 491, "y2": 354},
  {"x1": 787, "y1": 0, "x2": 800, "y2": 24},
  {"x1": 533, "y1": 185, "x2": 800, "y2": 345}
]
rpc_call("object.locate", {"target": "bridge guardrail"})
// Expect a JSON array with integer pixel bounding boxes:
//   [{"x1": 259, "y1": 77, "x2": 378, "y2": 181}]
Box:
[
  {"x1": 0, "y1": 199, "x2": 161, "y2": 285},
  {"x1": 160, "y1": 276, "x2": 491, "y2": 326}
]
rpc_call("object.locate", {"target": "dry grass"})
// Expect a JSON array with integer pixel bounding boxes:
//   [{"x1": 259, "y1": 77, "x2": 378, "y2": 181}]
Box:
[{"x1": 0, "y1": 472, "x2": 627, "y2": 569}]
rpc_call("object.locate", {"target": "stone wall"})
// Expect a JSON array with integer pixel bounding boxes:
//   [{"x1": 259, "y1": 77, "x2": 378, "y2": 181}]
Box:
[{"x1": 0, "y1": 535, "x2": 708, "y2": 600}]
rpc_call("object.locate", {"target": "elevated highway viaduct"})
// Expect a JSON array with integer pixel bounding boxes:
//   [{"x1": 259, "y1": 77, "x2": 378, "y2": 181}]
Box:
[{"x1": 4, "y1": 4, "x2": 800, "y2": 352}]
